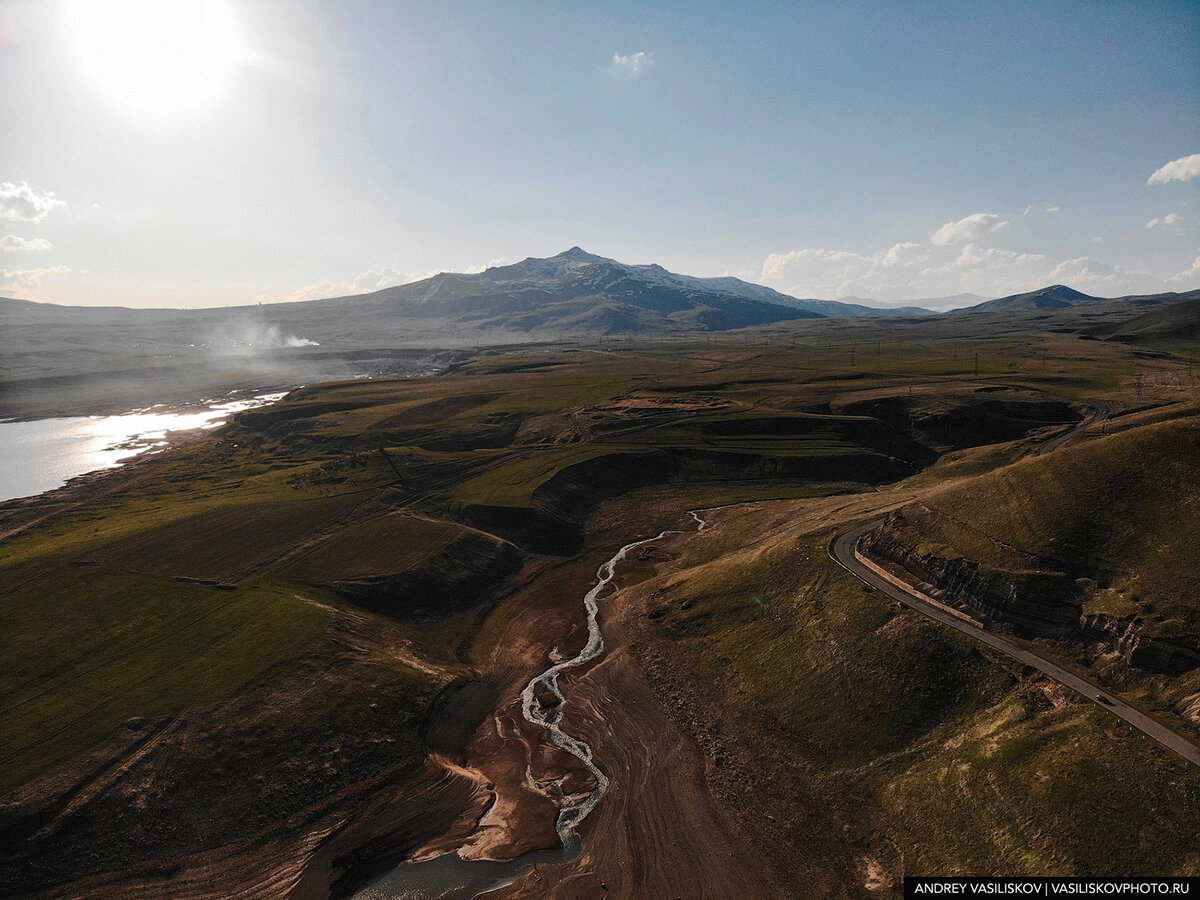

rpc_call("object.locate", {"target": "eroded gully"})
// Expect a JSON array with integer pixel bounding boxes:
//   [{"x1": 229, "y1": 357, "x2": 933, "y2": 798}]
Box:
[{"x1": 352, "y1": 509, "x2": 716, "y2": 900}]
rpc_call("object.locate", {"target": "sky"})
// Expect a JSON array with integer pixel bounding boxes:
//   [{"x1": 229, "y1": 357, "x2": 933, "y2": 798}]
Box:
[{"x1": 1, "y1": 0, "x2": 1198, "y2": 310}]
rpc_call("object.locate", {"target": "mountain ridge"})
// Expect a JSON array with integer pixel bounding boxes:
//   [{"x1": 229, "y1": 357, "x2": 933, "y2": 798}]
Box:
[
  {"x1": 0, "y1": 248, "x2": 935, "y2": 324},
  {"x1": 4, "y1": 250, "x2": 1197, "y2": 338},
  {"x1": 838, "y1": 292, "x2": 990, "y2": 312},
  {"x1": 312, "y1": 247, "x2": 937, "y2": 323}
]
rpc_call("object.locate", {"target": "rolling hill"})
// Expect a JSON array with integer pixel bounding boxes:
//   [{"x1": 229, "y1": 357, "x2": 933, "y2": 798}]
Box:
[
  {"x1": 960, "y1": 284, "x2": 1200, "y2": 315},
  {"x1": 957, "y1": 284, "x2": 1101, "y2": 312},
  {"x1": 1086, "y1": 296, "x2": 1200, "y2": 347}
]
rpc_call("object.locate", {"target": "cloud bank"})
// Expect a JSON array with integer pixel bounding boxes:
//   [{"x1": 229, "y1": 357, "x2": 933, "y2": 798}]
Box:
[
  {"x1": 0, "y1": 265, "x2": 70, "y2": 299},
  {"x1": 1, "y1": 235, "x2": 52, "y2": 252},
  {"x1": 268, "y1": 267, "x2": 412, "y2": 303},
  {"x1": 1147, "y1": 154, "x2": 1200, "y2": 186},
  {"x1": 760, "y1": 212, "x2": 1165, "y2": 302},
  {"x1": 0, "y1": 182, "x2": 66, "y2": 222},
  {"x1": 259, "y1": 259, "x2": 510, "y2": 305}
]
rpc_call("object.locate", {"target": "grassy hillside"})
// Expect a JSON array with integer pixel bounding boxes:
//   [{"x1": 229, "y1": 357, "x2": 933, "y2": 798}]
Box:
[
  {"x1": 621, "y1": 495, "x2": 1200, "y2": 891},
  {"x1": 900, "y1": 415, "x2": 1200, "y2": 615},
  {"x1": 1089, "y1": 296, "x2": 1200, "y2": 350}
]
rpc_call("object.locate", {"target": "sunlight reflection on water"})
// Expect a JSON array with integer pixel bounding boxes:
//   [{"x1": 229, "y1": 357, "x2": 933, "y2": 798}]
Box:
[{"x1": 0, "y1": 392, "x2": 286, "y2": 503}]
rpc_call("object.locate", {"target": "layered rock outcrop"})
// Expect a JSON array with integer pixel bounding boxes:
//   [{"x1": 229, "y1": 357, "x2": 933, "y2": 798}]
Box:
[{"x1": 859, "y1": 520, "x2": 1200, "y2": 676}]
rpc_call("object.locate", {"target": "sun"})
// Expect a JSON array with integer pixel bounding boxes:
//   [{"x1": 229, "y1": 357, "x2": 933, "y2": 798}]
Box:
[{"x1": 61, "y1": 0, "x2": 247, "y2": 130}]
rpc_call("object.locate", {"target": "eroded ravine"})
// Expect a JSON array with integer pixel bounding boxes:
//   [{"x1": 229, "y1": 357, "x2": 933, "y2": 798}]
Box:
[
  {"x1": 518, "y1": 509, "x2": 712, "y2": 846},
  {"x1": 352, "y1": 509, "x2": 716, "y2": 899}
]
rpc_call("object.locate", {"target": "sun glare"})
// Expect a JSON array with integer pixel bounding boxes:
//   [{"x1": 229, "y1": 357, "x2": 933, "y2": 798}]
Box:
[{"x1": 61, "y1": 0, "x2": 246, "y2": 129}]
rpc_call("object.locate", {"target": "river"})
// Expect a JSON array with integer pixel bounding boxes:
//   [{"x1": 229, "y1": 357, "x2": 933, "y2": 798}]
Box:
[
  {"x1": 351, "y1": 510, "x2": 715, "y2": 900},
  {"x1": 0, "y1": 392, "x2": 286, "y2": 503}
]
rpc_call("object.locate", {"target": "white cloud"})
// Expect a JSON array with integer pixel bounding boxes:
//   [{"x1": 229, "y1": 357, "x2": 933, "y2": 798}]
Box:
[
  {"x1": 1145, "y1": 212, "x2": 1181, "y2": 229},
  {"x1": 0, "y1": 235, "x2": 52, "y2": 252},
  {"x1": 1170, "y1": 254, "x2": 1200, "y2": 284},
  {"x1": 266, "y1": 280, "x2": 351, "y2": 304},
  {"x1": 0, "y1": 182, "x2": 66, "y2": 222},
  {"x1": 759, "y1": 244, "x2": 1024, "y2": 302},
  {"x1": 1045, "y1": 256, "x2": 1151, "y2": 292},
  {"x1": 930, "y1": 212, "x2": 1007, "y2": 245},
  {"x1": 462, "y1": 257, "x2": 509, "y2": 275},
  {"x1": 881, "y1": 241, "x2": 928, "y2": 268},
  {"x1": 350, "y1": 266, "x2": 408, "y2": 292},
  {"x1": 1045, "y1": 206, "x2": 1061, "y2": 213},
  {"x1": 611, "y1": 51, "x2": 653, "y2": 77},
  {"x1": 0, "y1": 265, "x2": 69, "y2": 299},
  {"x1": 954, "y1": 242, "x2": 1047, "y2": 273},
  {"x1": 760, "y1": 218, "x2": 1159, "y2": 302},
  {"x1": 760, "y1": 248, "x2": 879, "y2": 298},
  {"x1": 1148, "y1": 153, "x2": 1200, "y2": 186}
]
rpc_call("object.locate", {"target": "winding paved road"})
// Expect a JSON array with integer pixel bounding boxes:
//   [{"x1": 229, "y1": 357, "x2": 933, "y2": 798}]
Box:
[
  {"x1": 829, "y1": 398, "x2": 1200, "y2": 769},
  {"x1": 830, "y1": 522, "x2": 1200, "y2": 768},
  {"x1": 1037, "y1": 398, "x2": 1109, "y2": 455}
]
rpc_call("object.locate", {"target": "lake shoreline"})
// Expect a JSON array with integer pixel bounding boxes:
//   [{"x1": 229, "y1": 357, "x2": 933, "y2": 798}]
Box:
[
  {"x1": 0, "y1": 380, "x2": 302, "y2": 425},
  {"x1": 0, "y1": 420, "x2": 224, "y2": 544},
  {"x1": 0, "y1": 390, "x2": 292, "y2": 506},
  {"x1": 0, "y1": 348, "x2": 466, "y2": 423}
]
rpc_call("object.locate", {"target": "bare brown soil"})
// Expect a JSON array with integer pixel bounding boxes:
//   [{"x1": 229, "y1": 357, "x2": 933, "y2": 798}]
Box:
[
  {"x1": 392, "y1": 509, "x2": 794, "y2": 899},
  {"x1": 492, "y1": 644, "x2": 788, "y2": 900}
]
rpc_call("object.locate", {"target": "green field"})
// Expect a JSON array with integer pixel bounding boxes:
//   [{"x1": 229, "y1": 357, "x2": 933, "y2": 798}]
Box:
[{"x1": 0, "y1": 569, "x2": 329, "y2": 792}]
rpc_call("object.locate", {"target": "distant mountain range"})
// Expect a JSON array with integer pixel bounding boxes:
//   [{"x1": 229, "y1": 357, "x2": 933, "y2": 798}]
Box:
[
  {"x1": 838, "y1": 293, "x2": 990, "y2": 312},
  {"x1": 4, "y1": 247, "x2": 1198, "y2": 420},
  {"x1": 298, "y1": 247, "x2": 936, "y2": 329},
  {"x1": 3, "y1": 249, "x2": 1198, "y2": 346}
]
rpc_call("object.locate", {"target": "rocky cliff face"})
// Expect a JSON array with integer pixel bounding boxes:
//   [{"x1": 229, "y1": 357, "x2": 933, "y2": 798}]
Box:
[
  {"x1": 1079, "y1": 614, "x2": 1200, "y2": 676},
  {"x1": 861, "y1": 530, "x2": 1077, "y2": 634},
  {"x1": 860, "y1": 521, "x2": 1200, "y2": 676},
  {"x1": 1176, "y1": 692, "x2": 1200, "y2": 728}
]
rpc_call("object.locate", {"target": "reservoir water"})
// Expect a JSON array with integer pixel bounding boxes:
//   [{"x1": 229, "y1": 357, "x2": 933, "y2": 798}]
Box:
[{"x1": 0, "y1": 392, "x2": 286, "y2": 503}]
